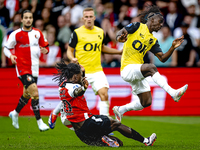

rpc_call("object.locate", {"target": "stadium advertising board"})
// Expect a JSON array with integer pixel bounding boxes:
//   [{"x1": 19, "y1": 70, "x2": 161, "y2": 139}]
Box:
[{"x1": 0, "y1": 67, "x2": 199, "y2": 116}]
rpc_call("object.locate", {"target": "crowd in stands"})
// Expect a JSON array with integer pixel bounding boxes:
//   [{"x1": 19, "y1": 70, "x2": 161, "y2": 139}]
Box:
[{"x1": 0, "y1": 0, "x2": 200, "y2": 68}]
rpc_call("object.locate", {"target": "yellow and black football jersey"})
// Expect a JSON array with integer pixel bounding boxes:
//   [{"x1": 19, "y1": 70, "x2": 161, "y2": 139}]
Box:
[
  {"x1": 121, "y1": 22, "x2": 162, "y2": 71},
  {"x1": 69, "y1": 26, "x2": 104, "y2": 74}
]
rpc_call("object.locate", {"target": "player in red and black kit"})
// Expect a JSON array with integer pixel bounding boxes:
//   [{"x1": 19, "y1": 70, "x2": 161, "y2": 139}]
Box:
[
  {"x1": 4, "y1": 10, "x2": 49, "y2": 131},
  {"x1": 53, "y1": 60, "x2": 157, "y2": 147}
]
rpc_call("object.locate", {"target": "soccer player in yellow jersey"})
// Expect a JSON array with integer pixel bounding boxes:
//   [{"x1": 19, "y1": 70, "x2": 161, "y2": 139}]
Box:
[
  {"x1": 48, "y1": 7, "x2": 122, "y2": 129},
  {"x1": 113, "y1": 5, "x2": 188, "y2": 122}
]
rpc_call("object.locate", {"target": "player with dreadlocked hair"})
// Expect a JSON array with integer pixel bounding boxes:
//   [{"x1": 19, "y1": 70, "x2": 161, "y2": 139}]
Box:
[
  {"x1": 138, "y1": 5, "x2": 163, "y2": 24},
  {"x1": 52, "y1": 60, "x2": 157, "y2": 147},
  {"x1": 113, "y1": 5, "x2": 188, "y2": 122}
]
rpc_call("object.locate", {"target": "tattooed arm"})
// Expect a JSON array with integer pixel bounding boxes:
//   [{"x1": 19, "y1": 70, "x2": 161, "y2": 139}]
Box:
[{"x1": 74, "y1": 77, "x2": 89, "y2": 97}]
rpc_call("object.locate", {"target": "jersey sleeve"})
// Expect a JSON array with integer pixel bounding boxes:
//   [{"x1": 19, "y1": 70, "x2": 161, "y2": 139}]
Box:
[
  {"x1": 150, "y1": 40, "x2": 162, "y2": 54},
  {"x1": 69, "y1": 31, "x2": 78, "y2": 48},
  {"x1": 39, "y1": 30, "x2": 49, "y2": 53},
  {"x1": 4, "y1": 32, "x2": 16, "y2": 49},
  {"x1": 65, "y1": 83, "x2": 81, "y2": 98},
  {"x1": 124, "y1": 22, "x2": 140, "y2": 34}
]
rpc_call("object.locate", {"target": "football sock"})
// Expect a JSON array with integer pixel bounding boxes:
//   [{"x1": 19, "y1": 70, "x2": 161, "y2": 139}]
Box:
[
  {"x1": 143, "y1": 138, "x2": 149, "y2": 143},
  {"x1": 53, "y1": 101, "x2": 62, "y2": 115},
  {"x1": 99, "y1": 101, "x2": 110, "y2": 116},
  {"x1": 31, "y1": 99, "x2": 41, "y2": 120},
  {"x1": 16, "y1": 95, "x2": 30, "y2": 113},
  {"x1": 119, "y1": 100, "x2": 144, "y2": 114},
  {"x1": 152, "y1": 72, "x2": 176, "y2": 96},
  {"x1": 131, "y1": 128, "x2": 144, "y2": 143},
  {"x1": 12, "y1": 109, "x2": 19, "y2": 116}
]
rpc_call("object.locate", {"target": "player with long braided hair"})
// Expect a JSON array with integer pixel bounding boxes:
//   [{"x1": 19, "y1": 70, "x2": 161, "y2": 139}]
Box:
[
  {"x1": 113, "y1": 5, "x2": 188, "y2": 122},
  {"x1": 53, "y1": 60, "x2": 157, "y2": 147}
]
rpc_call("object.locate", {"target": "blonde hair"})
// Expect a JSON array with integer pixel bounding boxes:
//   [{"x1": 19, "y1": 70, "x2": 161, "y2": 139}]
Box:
[{"x1": 83, "y1": 7, "x2": 94, "y2": 13}]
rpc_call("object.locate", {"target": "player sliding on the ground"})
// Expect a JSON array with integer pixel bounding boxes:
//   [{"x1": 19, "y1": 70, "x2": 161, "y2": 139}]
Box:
[{"x1": 52, "y1": 60, "x2": 157, "y2": 147}]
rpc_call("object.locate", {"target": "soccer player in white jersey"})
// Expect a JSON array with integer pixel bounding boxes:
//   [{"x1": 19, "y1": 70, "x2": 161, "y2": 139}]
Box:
[{"x1": 4, "y1": 10, "x2": 49, "y2": 131}]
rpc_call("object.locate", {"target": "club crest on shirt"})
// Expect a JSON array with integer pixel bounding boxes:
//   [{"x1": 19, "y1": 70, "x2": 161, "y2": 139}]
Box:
[
  {"x1": 35, "y1": 34, "x2": 38, "y2": 39},
  {"x1": 27, "y1": 75, "x2": 32, "y2": 82},
  {"x1": 149, "y1": 38, "x2": 153, "y2": 44},
  {"x1": 126, "y1": 23, "x2": 132, "y2": 27}
]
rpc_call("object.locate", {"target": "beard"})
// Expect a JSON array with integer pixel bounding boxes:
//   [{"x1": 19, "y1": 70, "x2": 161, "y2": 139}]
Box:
[{"x1": 24, "y1": 25, "x2": 32, "y2": 29}]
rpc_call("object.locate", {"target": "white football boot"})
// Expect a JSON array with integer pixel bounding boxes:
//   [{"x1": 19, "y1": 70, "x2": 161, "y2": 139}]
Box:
[
  {"x1": 37, "y1": 119, "x2": 49, "y2": 132},
  {"x1": 112, "y1": 106, "x2": 123, "y2": 122},
  {"x1": 144, "y1": 133, "x2": 157, "y2": 146},
  {"x1": 9, "y1": 110, "x2": 19, "y2": 129},
  {"x1": 173, "y1": 84, "x2": 188, "y2": 102}
]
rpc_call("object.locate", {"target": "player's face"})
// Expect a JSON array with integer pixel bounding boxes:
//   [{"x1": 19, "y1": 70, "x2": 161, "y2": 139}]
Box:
[
  {"x1": 21, "y1": 12, "x2": 33, "y2": 30},
  {"x1": 82, "y1": 10, "x2": 95, "y2": 29},
  {"x1": 151, "y1": 16, "x2": 164, "y2": 32}
]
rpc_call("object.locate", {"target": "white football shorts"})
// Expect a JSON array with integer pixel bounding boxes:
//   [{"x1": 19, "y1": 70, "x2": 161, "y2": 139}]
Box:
[
  {"x1": 121, "y1": 64, "x2": 150, "y2": 95},
  {"x1": 86, "y1": 71, "x2": 109, "y2": 95}
]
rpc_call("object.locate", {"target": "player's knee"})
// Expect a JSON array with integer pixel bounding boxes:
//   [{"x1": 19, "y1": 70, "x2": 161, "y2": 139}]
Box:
[
  {"x1": 30, "y1": 91, "x2": 39, "y2": 98},
  {"x1": 148, "y1": 64, "x2": 157, "y2": 75},
  {"x1": 141, "y1": 97, "x2": 152, "y2": 107},
  {"x1": 100, "y1": 92, "x2": 108, "y2": 100},
  {"x1": 110, "y1": 118, "x2": 121, "y2": 130}
]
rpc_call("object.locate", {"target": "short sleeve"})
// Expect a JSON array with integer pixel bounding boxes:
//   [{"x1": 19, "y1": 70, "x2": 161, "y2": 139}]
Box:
[
  {"x1": 124, "y1": 22, "x2": 140, "y2": 34},
  {"x1": 69, "y1": 31, "x2": 78, "y2": 48},
  {"x1": 4, "y1": 32, "x2": 16, "y2": 49},
  {"x1": 150, "y1": 40, "x2": 162, "y2": 54},
  {"x1": 65, "y1": 83, "x2": 81, "y2": 98}
]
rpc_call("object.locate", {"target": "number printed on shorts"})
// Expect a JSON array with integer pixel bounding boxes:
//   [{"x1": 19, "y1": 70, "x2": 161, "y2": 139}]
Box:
[{"x1": 91, "y1": 116, "x2": 103, "y2": 122}]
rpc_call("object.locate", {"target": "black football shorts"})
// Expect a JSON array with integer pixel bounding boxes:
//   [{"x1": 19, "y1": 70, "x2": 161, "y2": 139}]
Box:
[
  {"x1": 75, "y1": 115, "x2": 112, "y2": 146},
  {"x1": 18, "y1": 74, "x2": 38, "y2": 89}
]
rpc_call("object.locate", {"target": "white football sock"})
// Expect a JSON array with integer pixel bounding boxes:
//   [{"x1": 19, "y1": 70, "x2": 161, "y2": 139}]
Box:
[
  {"x1": 152, "y1": 72, "x2": 176, "y2": 97},
  {"x1": 53, "y1": 101, "x2": 62, "y2": 115},
  {"x1": 99, "y1": 101, "x2": 110, "y2": 116},
  {"x1": 13, "y1": 109, "x2": 19, "y2": 116},
  {"x1": 143, "y1": 138, "x2": 149, "y2": 143},
  {"x1": 119, "y1": 100, "x2": 144, "y2": 115}
]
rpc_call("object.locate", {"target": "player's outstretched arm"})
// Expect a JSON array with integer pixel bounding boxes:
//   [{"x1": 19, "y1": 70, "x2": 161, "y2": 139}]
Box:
[
  {"x1": 102, "y1": 45, "x2": 123, "y2": 55},
  {"x1": 155, "y1": 35, "x2": 184, "y2": 63},
  {"x1": 172, "y1": 35, "x2": 184, "y2": 49}
]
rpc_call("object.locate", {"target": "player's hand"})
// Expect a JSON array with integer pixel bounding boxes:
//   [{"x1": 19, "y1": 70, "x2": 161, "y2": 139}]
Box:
[
  {"x1": 119, "y1": 49, "x2": 123, "y2": 55},
  {"x1": 79, "y1": 64, "x2": 85, "y2": 72},
  {"x1": 10, "y1": 55, "x2": 17, "y2": 64},
  {"x1": 172, "y1": 35, "x2": 184, "y2": 49},
  {"x1": 71, "y1": 58, "x2": 78, "y2": 64},
  {"x1": 117, "y1": 33, "x2": 128, "y2": 43},
  {"x1": 40, "y1": 46, "x2": 48, "y2": 54},
  {"x1": 81, "y1": 77, "x2": 88, "y2": 89}
]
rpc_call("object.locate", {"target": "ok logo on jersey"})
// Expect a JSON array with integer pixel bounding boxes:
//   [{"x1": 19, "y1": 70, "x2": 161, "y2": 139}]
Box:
[
  {"x1": 132, "y1": 40, "x2": 147, "y2": 54},
  {"x1": 83, "y1": 43, "x2": 101, "y2": 51}
]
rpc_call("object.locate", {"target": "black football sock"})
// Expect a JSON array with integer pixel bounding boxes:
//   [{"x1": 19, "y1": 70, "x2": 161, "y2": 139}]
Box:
[
  {"x1": 130, "y1": 128, "x2": 144, "y2": 143},
  {"x1": 15, "y1": 96, "x2": 30, "y2": 113},
  {"x1": 31, "y1": 99, "x2": 41, "y2": 120},
  {"x1": 117, "y1": 124, "x2": 144, "y2": 143}
]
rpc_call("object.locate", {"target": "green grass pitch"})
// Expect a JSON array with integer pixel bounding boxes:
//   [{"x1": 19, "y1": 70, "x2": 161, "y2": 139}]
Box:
[{"x1": 0, "y1": 116, "x2": 200, "y2": 150}]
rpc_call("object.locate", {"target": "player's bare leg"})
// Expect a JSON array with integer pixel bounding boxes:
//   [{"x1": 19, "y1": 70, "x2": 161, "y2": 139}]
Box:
[{"x1": 110, "y1": 118, "x2": 157, "y2": 146}]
